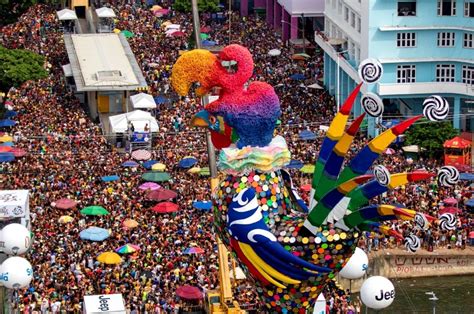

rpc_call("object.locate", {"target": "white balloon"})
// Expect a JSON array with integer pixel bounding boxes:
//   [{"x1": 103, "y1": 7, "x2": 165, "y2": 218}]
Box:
[
  {"x1": 360, "y1": 276, "x2": 395, "y2": 309},
  {"x1": 1, "y1": 223, "x2": 31, "y2": 255},
  {"x1": 0, "y1": 256, "x2": 33, "y2": 289},
  {"x1": 340, "y1": 247, "x2": 368, "y2": 279}
]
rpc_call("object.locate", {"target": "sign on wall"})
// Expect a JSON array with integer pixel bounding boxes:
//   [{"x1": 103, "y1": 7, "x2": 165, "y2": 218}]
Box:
[{"x1": 0, "y1": 190, "x2": 29, "y2": 219}]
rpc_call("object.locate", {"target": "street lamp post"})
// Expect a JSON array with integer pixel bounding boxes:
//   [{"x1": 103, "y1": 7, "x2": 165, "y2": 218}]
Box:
[
  {"x1": 335, "y1": 50, "x2": 348, "y2": 112},
  {"x1": 425, "y1": 292, "x2": 439, "y2": 314},
  {"x1": 301, "y1": 13, "x2": 305, "y2": 53}
]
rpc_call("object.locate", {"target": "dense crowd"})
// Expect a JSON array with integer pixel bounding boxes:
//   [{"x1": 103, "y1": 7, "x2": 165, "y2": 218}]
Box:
[{"x1": 0, "y1": 1, "x2": 472, "y2": 313}]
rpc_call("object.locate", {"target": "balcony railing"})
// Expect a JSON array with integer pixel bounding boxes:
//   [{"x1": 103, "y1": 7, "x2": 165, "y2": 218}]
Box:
[{"x1": 377, "y1": 81, "x2": 474, "y2": 97}]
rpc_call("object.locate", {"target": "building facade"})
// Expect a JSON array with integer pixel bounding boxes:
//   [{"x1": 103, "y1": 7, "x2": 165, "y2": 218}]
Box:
[{"x1": 317, "y1": 0, "x2": 474, "y2": 135}]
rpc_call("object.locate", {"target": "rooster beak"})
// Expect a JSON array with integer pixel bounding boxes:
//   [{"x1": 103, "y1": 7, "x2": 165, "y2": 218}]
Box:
[{"x1": 191, "y1": 110, "x2": 210, "y2": 128}]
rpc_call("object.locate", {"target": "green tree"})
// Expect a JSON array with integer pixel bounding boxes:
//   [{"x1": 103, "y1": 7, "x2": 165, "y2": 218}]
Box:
[
  {"x1": 0, "y1": 45, "x2": 48, "y2": 91},
  {"x1": 404, "y1": 120, "x2": 459, "y2": 157},
  {"x1": 173, "y1": 0, "x2": 219, "y2": 13},
  {"x1": 0, "y1": 0, "x2": 36, "y2": 26}
]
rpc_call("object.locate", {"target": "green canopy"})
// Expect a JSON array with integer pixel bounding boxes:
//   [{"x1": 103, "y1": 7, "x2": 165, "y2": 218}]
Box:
[
  {"x1": 142, "y1": 172, "x2": 171, "y2": 182},
  {"x1": 200, "y1": 33, "x2": 209, "y2": 40},
  {"x1": 300, "y1": 164, "x2": 315, "y2": 174},
  {"x1": 199, "y1": 167, "x2": 210, "y2": 176},
  {"x1": 121, "y1": 30, "x2": 134, "y2": 38},
  {"x1": 81, "y1": 206, "x2": 109, "y2": 216}
]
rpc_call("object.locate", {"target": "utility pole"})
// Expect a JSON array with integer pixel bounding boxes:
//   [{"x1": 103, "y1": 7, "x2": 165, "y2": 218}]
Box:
[{"x1": 302, "y1": 13, "x2": 305, "y2": 53}]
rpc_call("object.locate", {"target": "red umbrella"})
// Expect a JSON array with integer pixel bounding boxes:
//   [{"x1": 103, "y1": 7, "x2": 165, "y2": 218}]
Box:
[
  {"x1": 301, "y1": 184, "x2": 311, "y2": 192},
  {"x1": 443, "y1": 197, "x2": 457, "y2": 205},
  {"x1": 147, "y1": 189, "x2": 177, "y2": 201},
  {"x1": 55, "y1": 198, "x2": 78, "y2": 210},
  {"x1": 200, "y1": 26, "x2": 211, "y2": 33},
  {"x1": 11, "y1": 148, "x2": 26, "y2": 157},
  {"x1": 439, "y1": 207, "x2": 461, "y2": 215},
  {"x1": 152, "y1": 202, "x2": 179, "y2": 213},
  {"x1": 171, "y1": 31, "x2": 185, "y2": 37},
  {"x1": 176, "y1": 285, "x2": 203, "y2": 300}
]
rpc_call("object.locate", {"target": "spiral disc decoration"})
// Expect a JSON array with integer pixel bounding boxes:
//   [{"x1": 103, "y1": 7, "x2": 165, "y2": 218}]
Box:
[
  {"x1": 361, "y1": 93, "x2": 384, "y2": 117},
  {"x1": 374, "y1": 165, "x2": 391, "y2": 186},
  {"x1": 358, "y1": 59, "x2": 383, "y2": 84},
  {"x1": 438, "y1": 213, "x2": 457, "y2": 231},
  {"x1": 414, "y1": 213, "x2": 429, "y2": 230},
  {"x1": 422, "y1": 95, "x2": 449, "y2": 121},
  {"x1": 437, "y1": 166, "x2": 460, "y2": 187},
  {"x1": 404, "y1": 234, "x2": 421, "y2": 253}
]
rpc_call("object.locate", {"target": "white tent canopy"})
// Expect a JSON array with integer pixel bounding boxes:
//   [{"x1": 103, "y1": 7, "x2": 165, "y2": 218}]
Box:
[
  {"x1": 57, "y1": 9, "x2": 78, "y2": 21},
  {"x1": 0, "y1": 190, "x2": 29, "y2": 220},
  {"x1": 130, "y1": 93, "x2": 156, "y2": 109},
  {"x1": 229, "y1": 266, "x2": 246, "y2": 280},
  {"x1": 96, "y1": 7, "x2": 116, "y2": 18},
  {"x1": 62, "y1": 64, "x2": 73, "y2": 77},
  {"x1": 109, "y1": 110, "x2": 158, "y2": 133}
]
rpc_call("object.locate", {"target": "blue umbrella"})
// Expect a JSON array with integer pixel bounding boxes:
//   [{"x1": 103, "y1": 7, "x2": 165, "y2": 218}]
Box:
[
  {"x1": 193, "y1": 201, "x2": 212, "y2": 211},
  {"x1": 101, "y1": 175, "x2": 120, "y2": 182},
  {"x1": 0, "y1": 142, "x2": 14, "y2": 147},
  {"x1": 122, "y1": 160, "x2": 139, "y2": 167},
  {"x1": 179, "y1": 157, "x2": 198, "y2": 168},
  {"x1": 0, "y1": 153, "x2": 15, "y2": 162},
  {"x1": 299, "y1": 130, "x2": 316, "y2": 141},
  {"x1": 154, "y1": 95, "x2": 169, "y2": 105},
  {"x1": 5, "y1": 111, "x2": 17, "y2": 118},
  {"x1": 289, "y1": 73, "x2": 306, "y2": 80},
  {"x1": 79, "y1": 227, "x2": 110, "y2": 241},
  {"x1": 202, "y1": 40, "x2": 216, "y2": 46},
  {"x1": 0, "y1": 119, "x2": 16, "y2": 127},
  {"x1": 466, "y1": 198, "x2": 474, "y2": 207},
  {"x1": 382, "y1": 119, "x2": 400, "y2": 129},
  {"x1": 286, "y1": 159, "x2": 304, "y2": 169},
  {"x1": 460, "y1": 173, "x2": 474, "y2": 181},
  {"x1": 143, "y1": 160, "x2": 158, "y2": 169}
]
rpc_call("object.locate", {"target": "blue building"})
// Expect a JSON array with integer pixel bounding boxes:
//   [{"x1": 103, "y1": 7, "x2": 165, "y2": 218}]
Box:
[{"x1": 316, "y1": 0, "x2": 474, "y2": 136}]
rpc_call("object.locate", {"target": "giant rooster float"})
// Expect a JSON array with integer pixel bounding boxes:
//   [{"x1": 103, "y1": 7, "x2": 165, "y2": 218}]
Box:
[{"x1": 171, "y1": 44, "x2": 457, "y2": 313}]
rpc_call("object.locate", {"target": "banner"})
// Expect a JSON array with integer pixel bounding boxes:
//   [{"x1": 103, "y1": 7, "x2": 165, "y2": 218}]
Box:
[
  {"x1": 0, "y1": 190, "x2": 29, "y2": 219},
  {"x1": 83, "y1": 294, "x2": 126, "y2": 314}
]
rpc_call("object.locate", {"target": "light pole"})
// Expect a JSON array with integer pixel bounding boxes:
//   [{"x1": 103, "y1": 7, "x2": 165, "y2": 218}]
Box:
[
  {"x1": 336, "y1": 50, "x2": 348, "y2": 112},
  {"x1": 425, "y1": 291, "x2": 438, "y2": 314},
  {"x1": 281, "y1": 15, "x2": 305, "y2": 52}
]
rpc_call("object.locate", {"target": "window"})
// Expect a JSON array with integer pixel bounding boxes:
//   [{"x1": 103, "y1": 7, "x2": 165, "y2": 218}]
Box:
[
  {"x1": 357, "y1": 17, "x2": 361, "y2": 33},
  {"x1": 437, "y1": 32, "x2": 455, "y2": 47},
  {"x1": 436, "y1": 64, "x2": 456, "y2": 82},
  {"x1": 351, "y1": 11, "x2": 356, "y2": 27},
  {"x1": 462, "y1": 65, "x2": 474, "y2": 84},
  {"x1": 344, "y1": 6, "x2": 349, "y2": 22},
  {"x1": 464, "y1": 33, "x2": 474, "y2": 48},
  {"x1": 397, "y1": 32, "x2": 417, "y2": 47},
  {"x1": 465, "y1": 1, "x2": 474, "y2": 17},
  {"x1": 398, "y1": 1, "x2": 417, "y2": 16},
  {"x1": 438, "y1": 0, "x2": 456, "y2": 16},
  {"x1": 397, "y1": 65, "x2": 416, "y2": 83}
]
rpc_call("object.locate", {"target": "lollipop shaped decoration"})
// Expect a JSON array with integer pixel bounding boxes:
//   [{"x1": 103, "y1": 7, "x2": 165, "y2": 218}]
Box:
[
  {"x1": 438, "y1": 213, "x2": 457, "y2": 231},
  {"x1": 423, "y1": 96, "x2": 449, "y2": 121},
  {"x1": 404, "y1": 234, "x2": 421, "y2": 253},
  {"x1": 361, "y1": 93, "x2": 384, "y2": 117},
  {"x1": 437, "y1": 166, "x2": 460, "y2": 187},
  {"x1": 358, "y1": 59, "x2": 383, "y2": 84},
  {"x1": 414, "y1": 213, "x2": 429, "y2": 230},
  {"x1": 374, "y1": 165, "x2": 391, "y2": 186}
]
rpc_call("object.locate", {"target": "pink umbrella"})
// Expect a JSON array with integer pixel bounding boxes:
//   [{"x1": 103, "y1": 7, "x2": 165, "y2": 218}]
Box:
[
  {"x1": 384, "y1": 148, "x2": 396, "y2": 155},
  {"x1": 176, "y1": 285, "x2": 203, "y2": 300},
  {"x1": 11, "y1": 148, "x2": 26, "y2": 157},
  {"x1": 443, "y1": 197, "x2": 458, "y2": 205},
  {"x1": 55, "y1": 198, "x2": 78, "y2": 210},
  {"x1": 439, "y1": 207, "x2": 461, "y2": 215},
  {"x1": 139, "y1": 182, "x2": 161, "y2": 191},
  {"x1": 157, "y1": 8, "x2": 170, "y2": 14},
  {"x1": 147, "y1": 189, "x2": 177, "y2": 201},
  {"x1": 132, "y1": 149, "x2": 151, "y2": 161},
  {"x1": 151, "y1": 202, "x2": 179, "y2": 213},
  {"x1": 171, "y1": 31, "x2": 186, "y2": 37},
  {"x1": 200, "y1": 26, "x2": 211, "y2": 33}
]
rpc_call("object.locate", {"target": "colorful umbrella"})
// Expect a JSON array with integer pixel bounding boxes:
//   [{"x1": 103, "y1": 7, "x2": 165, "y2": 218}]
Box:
[
  {"x1": 171, "y1": 31, "x2": 186, "y2": 37},
  {"x1": 152, "y1": 202, "x2": 179, "y2": 213},
  {"x1": 142, "y1": 172, "x2": 171, "y2": 182},
  {"x1": 0, "y1": 142, "x2": 13, "y2": 147},
  {"x1": 0, "y1": 153, "x2": 15, "y2": 162},
  {"x1": 55, "y1": 198, "x2": 77, "y2": 210},
  {"x1": 79, "y1": 227, "x2": 110, "y2": 241},
  {"x1": 0, "y1": 119, "x2": 16, "y2": 127},
  {"x1": 81, "y1": 206, "x2": 109, "y2": 216},
  {"x1": 156, "y1": 8, "x2": 170, "y2": 14},
  {"x1": 121, "y1": 30, "x2": 134, "y2": 38},
  {"x1": 200, "y1": 33, "x2": 209, "y2": 40},
  {"x1": 115, "y1": 244, "x2": 140, "y2": 254},
  {"x1": 142, "y1": 160, "x2": 158, "y2": 169},
  {"x1": 199, "y1": 167, "x2": 210, "y2": 176},
  {"x1": 123, "y1": 219, "x2": 139, "y2": 229},
  {"x1": 200, "y1": 26, "x2": 211, "y2": 33},
  {"x1": 286, "y1": 159, "x2": 304, "y2": 169},
  {"x1": 299, "y1": 130, "x2": 316, "y2": 141},
  {"x1": 139, "y1": 182, "x2": 162, "y2": 191},
  {"x1": 101, "y1": 175, "x2": 120, "y2": 182},
  {"x1": 300, "y1": 164, "x2": 315, "y2": 174},
  {"x1": 97, "y1": 252, "x2": 122, "y2": 264},
  {"x1": 151, "y1": 163, "x2": 166, "y2": 171},
  {"x1": 122, "y1": 160, "x2": 139, "y2": 167},
  {"x1": 188, "y1": 167, "x2": 201, "y2": 174},
  {"x1": 443, "y1": 197, "x2": 458, "y2": 205},
  {"x1": 295, "y1": 52, "x2": 311, "y2": 58},
  {"x1": 301, "y1": 184, "x2": 312, "y2": 192},
  {"x1": 150, "y1": 5, "x2": 162, "y2": 11},
  {"x1": 183, "y1": 247, "x2": 205, "y2": 254},
  {"x1": 10, "y1": 148, "x2": 26, "y2": 157},
  {"x1": 58, "y1": 215, "x2": 74, "y2": 224},
  {"x1": 0, "y1": 135, "x2": 12, "y2": 142},
  {"x1": 176, "y1": 285, "x2": 203, "y2": 300},
  {"x1": 467, "y1": 198, "x2": 474, "y2": 207},
  {"x1": 193, "y1": 201, "x2": 212, "y2": 211},
  {"x1": 439, "y1": 207, "x2": 461, "y2": 215},
  {"x1": 289, "y1": 73, "x2": 306, "y2": 80},
  {"x1": 147, "y1": 189, "x2": 177, "y2": 201},
  {"x1": 0, "y1": 146, "x2": 12, "y2": 153},
  {"x1": 132, "y1": 149, "x2": 151, "y2": 160}
]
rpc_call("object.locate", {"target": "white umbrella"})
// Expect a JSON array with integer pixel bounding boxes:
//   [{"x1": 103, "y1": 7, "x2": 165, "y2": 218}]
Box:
[
  {"x1": 165, "y1": 24, "x2": 181, "y2": 30},
  {"x1": 307, "y1": 83, "x2": 323, "y2": 89},
  {"x1": 268, "y1": 49, "x2": 281, "y2": 57},
  {"x1": 96, "y1": 7, "x2": 116, "y2": 18}
]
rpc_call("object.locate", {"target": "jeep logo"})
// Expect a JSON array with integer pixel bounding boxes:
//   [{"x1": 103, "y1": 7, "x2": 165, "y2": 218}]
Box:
[
  {"x1": 98, "y1": 295, "x2": 110, "y2": 311},
  {"x1": 375, "y1": 289, "x2": 395, "y2": 301}
]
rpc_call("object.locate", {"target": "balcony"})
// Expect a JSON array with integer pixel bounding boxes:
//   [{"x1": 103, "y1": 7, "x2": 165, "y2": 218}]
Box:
[{"x1": 377, "y1": 82, "x2": 474, "y2": 97}]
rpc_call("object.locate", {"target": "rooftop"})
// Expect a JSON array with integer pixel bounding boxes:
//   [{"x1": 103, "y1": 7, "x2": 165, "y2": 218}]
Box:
[{"x1": 64, "y1": 33, "x2": 147, "y2": 91}]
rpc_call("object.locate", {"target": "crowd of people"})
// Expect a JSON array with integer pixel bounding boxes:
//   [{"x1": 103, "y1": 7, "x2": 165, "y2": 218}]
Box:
[{"x1": 0, "y1": 1, "x2": 472, "y2": 313}]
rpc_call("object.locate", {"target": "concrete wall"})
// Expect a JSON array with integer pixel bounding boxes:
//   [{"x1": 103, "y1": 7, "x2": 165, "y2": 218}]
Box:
[{"x1": 337, "y1": 252, "x2": 474, "y2": 292}]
